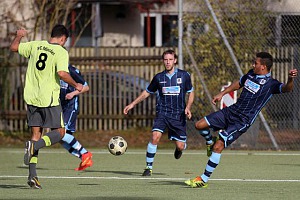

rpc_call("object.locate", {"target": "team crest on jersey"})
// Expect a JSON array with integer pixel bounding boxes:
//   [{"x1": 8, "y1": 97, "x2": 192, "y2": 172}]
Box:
[
  {"x1": 259, "y1": 79, "x2": 266, "y2": 84},
  {"x1": 244, "y1": 79, "x2": 260, "y2": 94},
  {"x1": 177, "y1": 78, "x2": 182, "y2": 84}
]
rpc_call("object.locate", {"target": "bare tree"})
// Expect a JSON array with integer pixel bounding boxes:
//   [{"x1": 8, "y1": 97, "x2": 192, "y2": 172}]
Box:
[{"x1": 0, "y1": 0, "x2": 92, "y2": 47}]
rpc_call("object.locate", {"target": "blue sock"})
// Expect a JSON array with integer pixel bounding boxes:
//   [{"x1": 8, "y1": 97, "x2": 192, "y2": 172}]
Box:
[
  {"x1": 61, "y1": 133, "x2": 87, "y2": 158},
  {"x1": 201, "y1": 152, "x2": 221, "y2": 182},
  {"x1": 199, "y1": 129, "x2": 213, "y2": 145},
  {"x1": 61, "y1": 142, "x2": 81, "y2": 158},
  {"x1": 146, "y1": 142, "x2": 157, "y2": 169}
]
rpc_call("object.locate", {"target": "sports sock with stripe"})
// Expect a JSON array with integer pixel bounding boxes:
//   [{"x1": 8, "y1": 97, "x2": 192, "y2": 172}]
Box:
[
  {"x1": 29, "y1": 149, "x2": 39, "y2": 178},
  {"x1": 201, "y1": 152, "x2": 221, "y2": 182},
  {"x1": 61, "y1": 132, "x2": 87, "y2": 158},
  {"x1": 145, "y1": 142, "x2": 157, "y2": 169},
  {"x1": 199, "y1": 129, "x2": 213, "y2": 145},
  {"x1": 34, "y1": 129, "x2": 62, "y2": 150}
]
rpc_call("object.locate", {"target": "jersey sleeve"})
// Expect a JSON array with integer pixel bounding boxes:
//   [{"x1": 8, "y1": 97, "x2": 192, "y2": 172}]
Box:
[
  {"x1": 56, "y1": 48, "x2": 69, "y2": 72},
  {"x1": 271, "y1": 79, "x2": 284, "y2": 94},
  {"x1": 146, "y1": 75, "x2": 159, "y2": 93},
  {"x1": 184, "y1": 72, "x2": 194, "y2": 93},
  {"x1": 18, "y1": 42, "x2": 33, "y2": 58}
]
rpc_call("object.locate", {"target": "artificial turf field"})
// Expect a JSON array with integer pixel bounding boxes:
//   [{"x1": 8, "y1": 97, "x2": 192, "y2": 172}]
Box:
[{"x1": 1, "y1": 148, "x2": 300, "y2": 200}]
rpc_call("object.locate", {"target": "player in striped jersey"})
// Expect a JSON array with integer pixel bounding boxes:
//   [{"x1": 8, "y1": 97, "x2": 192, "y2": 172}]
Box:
[
  {"x1": 123, "y1": 49, "x2": 194, "y2": 176},
  {"x1": 10, "y1": 24, "x2": 83, "y2": 189},
  {"x1": 185, "y1": 52, "x2": 298, "y2": 188},
  {"x1": 60, "y1": 64, "x2": 93, "y2": 171}
]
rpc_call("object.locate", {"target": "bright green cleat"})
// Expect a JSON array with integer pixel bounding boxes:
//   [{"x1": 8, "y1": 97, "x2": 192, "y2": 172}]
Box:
[
  {"x1": 206, "y1": 136, "x2": 219, "y2": 157},
  {"x1": 184, "y1": 176, "x2": 208, "y2": 188}
]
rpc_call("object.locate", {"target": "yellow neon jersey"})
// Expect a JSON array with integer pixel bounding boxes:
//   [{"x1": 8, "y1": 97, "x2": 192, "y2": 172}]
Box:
[{"x1": 18, "y1": 40, "x2": 69, "y2": 107}]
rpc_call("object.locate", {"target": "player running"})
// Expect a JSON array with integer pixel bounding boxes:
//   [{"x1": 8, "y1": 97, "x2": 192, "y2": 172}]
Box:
[
  {"x1": 10, "y1": 24, "x2": 83, "y2": 189},
  {"x1": 124, "y1": 49, "x2": 194, "y2": 176},
  {"x1": 60, "y1": 64, "x2": 93, "y2": 171}
]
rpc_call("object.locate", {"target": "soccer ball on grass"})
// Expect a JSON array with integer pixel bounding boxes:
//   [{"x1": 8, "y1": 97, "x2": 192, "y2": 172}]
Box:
[{"x1": 108, "y1": 136, "x2": 128, "y2": 156}]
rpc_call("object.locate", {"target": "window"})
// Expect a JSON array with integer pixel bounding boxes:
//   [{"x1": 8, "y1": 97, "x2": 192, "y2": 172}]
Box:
[{"x1": 162, "y1": 15, "x2": 178, "y2": 47}]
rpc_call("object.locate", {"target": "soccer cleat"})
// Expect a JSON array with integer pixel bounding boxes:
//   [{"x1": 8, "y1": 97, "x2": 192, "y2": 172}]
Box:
[
  {"x1": 81, "y1": 152, "x2": 93, "y2": 166},
  {"x1": 184, "y1": 176, "x2": 208, "y2": 188},
  {"x1": 206, "y1": 136, "x2": 219, "y2": 157},
  {"x1": 27, "y1": 176, "x2": 42, "y2": 189},
  {"x1": 75, "y1": 159, "x2": 93, "y2": 171},
  {"x1": 174, "y1": 148, "x2": 182, "y2": 159},
  {"x1": 24, "y1": 141, "x2": 34, "y2": 165},
  {"x1": 142, "y1": 167, "x2": 152, "y2": 176}
]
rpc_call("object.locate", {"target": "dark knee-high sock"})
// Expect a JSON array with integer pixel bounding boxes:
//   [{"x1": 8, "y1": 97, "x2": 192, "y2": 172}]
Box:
[
  {"x1": 34, "y1": 130, "x2": 61, "y2": 151},
  {"x1": 29, "y1": 150, "x2": 39, "y2": 179},
  {"x1": 199, "y1": 129, "x2": 213, "y2": 145}
]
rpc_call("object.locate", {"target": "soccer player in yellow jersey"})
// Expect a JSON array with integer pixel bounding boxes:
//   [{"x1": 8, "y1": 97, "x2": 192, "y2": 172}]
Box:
[{"x1": 10, "y1": 24, "x2": 84, "y2": 189}]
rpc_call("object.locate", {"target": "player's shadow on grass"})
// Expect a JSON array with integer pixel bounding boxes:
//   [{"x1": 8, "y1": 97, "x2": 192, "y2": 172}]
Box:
[
  {"x1": 0, "y1": 184, "x2": 29, "y2": 189},
  {"x1": 84, "y1": 170, "x2": 166, "y2": 176},
  {"x1": 17, "y1": 166, "x2": 49, "y2": 170},
  {"x1": 152, "y1": 180, "x2": 186, "y2": 186}
]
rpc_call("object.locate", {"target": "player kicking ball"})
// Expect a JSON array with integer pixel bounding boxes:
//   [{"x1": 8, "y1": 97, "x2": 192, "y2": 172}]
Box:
[
  {"x1": 185, "y1": 52, "x2": 297, "y2": 188},
  {"x1": 60, "y1": 64, "x2": 93, "y2": 171}
]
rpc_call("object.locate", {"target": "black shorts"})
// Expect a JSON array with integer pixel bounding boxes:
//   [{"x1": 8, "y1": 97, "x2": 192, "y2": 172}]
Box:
[{"x1": 27, "y1": 105, "x2": 64, "y2": 129}]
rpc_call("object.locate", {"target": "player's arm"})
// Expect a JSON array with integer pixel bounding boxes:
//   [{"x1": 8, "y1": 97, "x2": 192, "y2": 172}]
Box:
[
  {"x1": 282, "y1": 69, "x2": 298, "y2": 93},
  {"x1": 123, "y1": 90, "x2": 150, "y2": 115},
  {"x1": 212, "y1": 80, "x2": 240, "y2": 105},
  {"x1": 65, "y1": 67, "x2": 89, "y2": 99},
  {"x1": 65, "y1": 84, "x2": 89, "y2": 100},
  {"x1": 185, "y1": 91, "x2": 194, "y2": 120},
  {"x1": 10, "y1": 28, "x2": 27, "y2": 52},
  {"x1": 58, "y1": 71, "x2": 83, "y2": 92}
]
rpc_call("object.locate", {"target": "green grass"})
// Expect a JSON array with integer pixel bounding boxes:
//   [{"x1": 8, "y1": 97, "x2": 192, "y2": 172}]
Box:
[{"x1": 1, "y1": 148, "x2": 300, "y2": 200}]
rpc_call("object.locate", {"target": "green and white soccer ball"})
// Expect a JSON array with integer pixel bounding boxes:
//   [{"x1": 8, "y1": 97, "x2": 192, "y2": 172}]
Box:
[{"x1": 108, "y1": 136, "x2": 128, "y2": 156}]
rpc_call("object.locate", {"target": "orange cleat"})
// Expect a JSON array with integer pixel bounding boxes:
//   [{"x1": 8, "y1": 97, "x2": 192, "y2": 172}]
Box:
[
  {"x1": 81, "y1": 152, "x2": 93, "y2": 166},
  {"x1": 75, "y1": 159, "x2": 93, "y2": 171}
]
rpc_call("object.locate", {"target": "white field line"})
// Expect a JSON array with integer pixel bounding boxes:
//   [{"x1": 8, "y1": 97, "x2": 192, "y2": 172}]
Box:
[
  {"x1": 2, "y1": 149, "x2": 300, "y2": 156},
  {"x1": 1, "y1": 175, "x2": 300, "y2": 182}
]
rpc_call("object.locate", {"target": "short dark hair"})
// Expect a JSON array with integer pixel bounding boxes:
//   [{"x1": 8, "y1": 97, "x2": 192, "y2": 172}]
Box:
[
  {"x1": 162, "y1": 49, "x2": 177, "y2": 59},
  {"x1": 256, "y1": 52, "x2": 273, "y2": 70},
  {"x1": 51, "y1": 24, "x2": 69, "y2": 38}
]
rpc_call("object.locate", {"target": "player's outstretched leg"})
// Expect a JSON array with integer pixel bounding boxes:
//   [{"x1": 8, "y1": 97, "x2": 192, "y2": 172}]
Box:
[
  {"x1": 184, "y1": 176, "x2": 208, "y2": 188},
  {"x1": 185, "y1": 152, "x2": 221, "y2": 188},
  {"x1": 61, "y1": 133, "x2": 93, "y2": 171}
]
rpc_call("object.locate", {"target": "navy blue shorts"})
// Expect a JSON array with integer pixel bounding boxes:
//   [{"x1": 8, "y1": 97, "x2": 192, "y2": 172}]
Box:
[
  {"x1": 205, "y1": 108, "x2": 250, "y2": 147},
  {"x1": 62, "y1": 106, "x2": 78, "y2": 133},
  {"x1": 152, "y1": 115, "x2": 187, "y2": 142}
]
